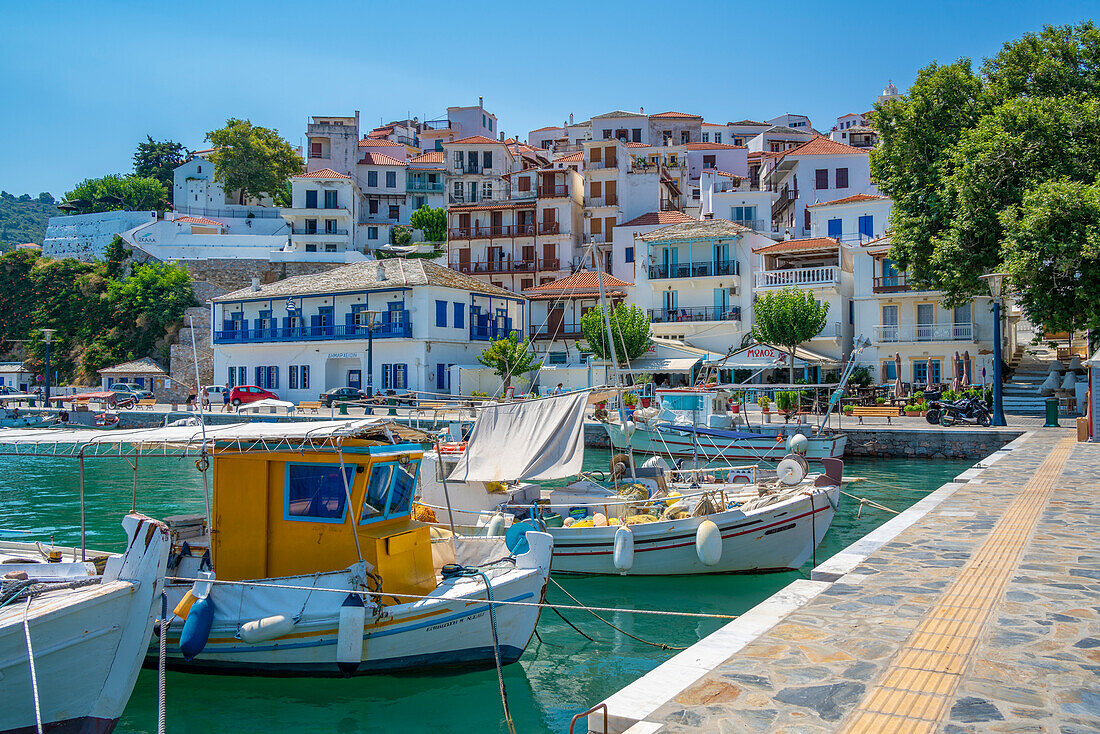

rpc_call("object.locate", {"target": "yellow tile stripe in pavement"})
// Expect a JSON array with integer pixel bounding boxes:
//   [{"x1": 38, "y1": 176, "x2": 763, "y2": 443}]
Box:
[{"x1": 840, "y1": 436, "x2": 1075, "y2": 734}]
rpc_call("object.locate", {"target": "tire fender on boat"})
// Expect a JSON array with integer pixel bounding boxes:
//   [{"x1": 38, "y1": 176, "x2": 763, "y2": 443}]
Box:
[
  {"x1": 337, "y1": 594, "x2": 366, "y2": 677},
  {"x1": 696, "y1": 520, "x2": 722, "y2": 567},
  {"x1": 179, "y1": 594, "x2": 215, "y2": 661},
  {"x1": 613, "y1": 524, "x2": 634, "y2": 574},
  {"x1": 237, "y1": 614, "x2": 296, "y2": 644}
]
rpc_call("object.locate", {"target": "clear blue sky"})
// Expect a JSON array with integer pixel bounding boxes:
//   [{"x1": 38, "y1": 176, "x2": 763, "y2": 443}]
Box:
[{"x1": 1, "y1": 1, "x2": 1094, "y2": 197}]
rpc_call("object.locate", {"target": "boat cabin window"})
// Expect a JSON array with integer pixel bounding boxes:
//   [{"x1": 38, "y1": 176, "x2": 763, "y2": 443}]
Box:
[
  {"x1": 360, "y1": 459, "x2": 421, "y2": 524},
  {"x1": 285, "y1": 463, "x2": 356, "y2": 522}
]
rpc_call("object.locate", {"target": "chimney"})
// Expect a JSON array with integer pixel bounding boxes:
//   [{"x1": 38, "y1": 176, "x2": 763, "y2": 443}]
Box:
[
  {"x1": 640, "y1": 106, "x2": 644, "y2": 114},
  {"x1": 569, "y1": 113, "x2": 574, "y2": 125},
  {"x1": 250, "y1": 277, "x2": 260, "y2": 292},
  {"x1": 703, "y1": 212, "x2": 714, "y2": 220},
  {"x1": 377, "y1": 262, "x2": 387, "y2": 281},
  {"x1": 478, "y1": 96, "x2": 483, "y2": 108},
  {"x1": 500, "y1": 131, "x2": 505, "y2": 142}
]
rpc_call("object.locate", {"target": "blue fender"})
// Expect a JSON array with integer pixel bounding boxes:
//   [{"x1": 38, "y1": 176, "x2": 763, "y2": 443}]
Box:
[{"x1": 179, "y1": 594, "x2": 215, "y2": 661}]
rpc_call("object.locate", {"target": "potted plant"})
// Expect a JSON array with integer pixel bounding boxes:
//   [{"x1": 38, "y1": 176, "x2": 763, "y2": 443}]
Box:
[
  {"x1": 875, "y1": 396, "x2": 886, "y2": 405},
  {"x1": 842, "y1": 405, "x2": 854, "y2": 416},
  {"x1": 634, "y1": 373, "x2": 653, "y2": 408},
  {"x1": 729, "y1": 390, "x2": 743, "y2": 414},
  {"x1": 758, "y1": 395, "x2": 772, "y2": 423},
  {"x1": 905, "y1": 403, "x2": 923, "y2": 417}
]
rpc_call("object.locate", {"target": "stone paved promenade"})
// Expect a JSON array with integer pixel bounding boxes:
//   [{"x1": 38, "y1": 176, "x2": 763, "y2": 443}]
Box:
[{"x1": 593, "y1": 429, "x2": 1099, "y2": 733}]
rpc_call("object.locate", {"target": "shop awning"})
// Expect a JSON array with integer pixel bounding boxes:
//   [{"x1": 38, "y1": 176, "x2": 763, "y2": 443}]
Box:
[{"x1": 620, "y1": 357, "x2": 700, "y2": 374}]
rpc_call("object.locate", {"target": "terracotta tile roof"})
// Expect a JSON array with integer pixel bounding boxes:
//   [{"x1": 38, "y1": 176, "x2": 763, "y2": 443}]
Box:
[
  {"x1": 702, "y1": 168, "x2": 743, "y2": 179},
  {"x1": 530, "y1": 125, "x2": 565, "y2": 133},
  {"x1": 753, "y1": 236, "x2": 840, "y2": 254},
  {"x1": 592, "y1": 110, "x2": 644, "y2": 119},
  {"x1": 449, "y1": 135, "x2": 507, "y2": 146},
  {"x1": 685, "y1": 142, "x2": 746, "y2": 150},
  {"x1": 524, "y1": 270, "x2": 632, "y2": 298},
  {"x1": 701, "y1": 122, "x2": 726, "y2": 127},
  {"x1": 618, "y1": 211, "x2": 699, "y2": 227},
  {"x1": 173, "y1": 215, "x2": 224, "y2": 227},
  {"x1": 776, "y1": 135, "x2": 869, "y2": 159},
  {"x1": 807, "y1": 193, "x2": 888, "y2": 207},
  {"x1": 409, "y1": 151, "x2": 445, "y2": 164},
  {"x1": 358, "y1": 152, "x2": 407, "y2": 167},
  {"x1": 555, "y1": 152, "x2": 583, "y2": 163},
  {"x1": 447, "y1": 201, "x2": 536, "y2": 212},
  {"x1": 650, "y1": 111, "x2": 703, "y2": 119},
  {"x1": 217, "y1": 259, "x2": 516, "y2": 301},
  {"x1": 358, "y1": 138, "x2": 403, "y2": 147},
  {"x1": 625, "y1": 142, "x2": 649, "y2": 148},
  {"x1": 293, "y1": 168, "x2": 352, "y2": 180},
  {"x1": 728, "y1": 119, "x2": 767, "y2": 126}
]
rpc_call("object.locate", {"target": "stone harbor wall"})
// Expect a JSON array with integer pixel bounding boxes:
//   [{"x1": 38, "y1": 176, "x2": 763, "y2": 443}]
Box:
[
  {"x1": 178, "y1": 258, "x2": 340, "y2": 294},
  {"x1": 842, "y1": 427, "x2": 1024, "y2": 459}
]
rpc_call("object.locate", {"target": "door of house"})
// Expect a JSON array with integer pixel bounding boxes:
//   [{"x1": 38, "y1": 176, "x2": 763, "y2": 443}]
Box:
[
  {"x1": 858, "y1": 215, "x2": 874, "y2": 240},
  {"x1": 548, "y1": 303, "x2": 565, "y2": 335},
  {"x1": 542, "y1": 243, "x2": 556, "y2": 268},
  {"x1": 881, "y1": 305, "x2": 899, "y2": 342},
  {"x1": 347, "y1": 370, "x2": 361, "y2": 389},
  {"x1": 522, "y1": 245, "x2": 535, "y2": 266},
  {"x1": 916, "y1": 303, "x2": 934, "y2": 341},
  {"x1": 491, "y1": 211, "x2": 503, "y2": 235},
  {"x1": 828, "y1": 219, "x2": 842, "y2": 239},
  {"x1": 458, "y1": 248, "x2": 470, "y2": 272},
  {"x1": 459, "y1": 213, "x2": 471, "y2": 235}
]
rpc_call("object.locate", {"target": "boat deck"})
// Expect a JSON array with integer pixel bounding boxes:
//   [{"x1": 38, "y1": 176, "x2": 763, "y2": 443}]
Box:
[{"x1": 589, "y1": 428, "x2": 1100, "y2": 733}]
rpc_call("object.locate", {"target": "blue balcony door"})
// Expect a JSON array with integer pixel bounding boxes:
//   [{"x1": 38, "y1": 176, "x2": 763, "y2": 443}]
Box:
[
  {"x1": 713, "y1": 243, "x2": 728, "y2": 272},
  {"x1": 714, "y1": 287, "x2": 729, "y2": 317},
  {"x1": 662, "y1": 247, "x2": 678, "y2": 276},
  {"x1": 436, "y1": 363, "x2": 450, "y2": 393},
  {"x1": 827, "y1": 218, "x2": 842, "y2": 239},
  {"x1": 858, "y1": 215, "x2": 874, "y2": 240}
]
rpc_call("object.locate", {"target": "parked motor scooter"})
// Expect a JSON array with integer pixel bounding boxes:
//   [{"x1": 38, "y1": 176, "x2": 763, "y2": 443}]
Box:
[{"x1": 928, "y1": 396, "x2": 992, "y2": 427}]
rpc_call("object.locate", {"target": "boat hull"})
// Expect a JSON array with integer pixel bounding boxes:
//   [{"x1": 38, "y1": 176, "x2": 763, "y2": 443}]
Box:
[
  {"x1": 547, "y1": 485, "x2": 839, "y2": 575},
  {"x1": 0, "y1": 516, "x2": 169, "y2": 734},
  {"x1": 604, "y1": 422, "x2": 847, "y2": 462},
  {"x1": 154, "y1": 533, "x2": 552, "y2": 676}
]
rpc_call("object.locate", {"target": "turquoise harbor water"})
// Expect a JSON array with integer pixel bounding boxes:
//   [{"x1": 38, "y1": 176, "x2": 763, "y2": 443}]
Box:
[{"x1": 0, "y1": 450, "x2": 970, "y2": 733}]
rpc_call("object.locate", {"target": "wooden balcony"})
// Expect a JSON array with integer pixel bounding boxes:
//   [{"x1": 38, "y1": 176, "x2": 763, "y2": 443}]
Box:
[
  {"x1": 450, "y1": 257, "x2": 560, "y2": 275},
  {"x1": 448, "y1": 224, "x2": 537, "y2": 240}
]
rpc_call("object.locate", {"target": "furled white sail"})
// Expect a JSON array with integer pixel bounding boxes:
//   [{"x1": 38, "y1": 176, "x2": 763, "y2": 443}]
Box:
[{"x1": 447, "y1": 392, "x2": 588, "y2": 483}]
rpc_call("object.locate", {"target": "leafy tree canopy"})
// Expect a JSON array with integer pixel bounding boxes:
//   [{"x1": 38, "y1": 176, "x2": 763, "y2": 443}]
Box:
[
  {"x1": 206, "y1": 119, "x2": 303, "y2": 205},
  {"x1": 579, "y1": 303, "x2": 651, "y2": 365},
  {"x1": 0, "y1": 193, "x2": 55, "y2": 251},
  {"x1": 133, "y1": 136, "x2": 188, "y2": 203},
  {"x1": 64, "y1": 174, "x2": 167, "y2": 214},
  {"x1": 410, "y1": 206, "x2": 447, "y2": 243},
  {"x1": 750, "y1": 287, "x2": 829, "y2": 382},
  {"x1": 476, "y1": 331, "x2": 541, "y2": 389},
  {"x1": 0, "y1": 237, "x2": 195, "y2": 383},
  {"x1": 872, "y1": 21, "x2": 1100, "y2": 334}
]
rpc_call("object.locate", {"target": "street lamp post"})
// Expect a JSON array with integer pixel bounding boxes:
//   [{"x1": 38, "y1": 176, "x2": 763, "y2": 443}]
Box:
[
  {"x1": 980, "y1": 273, "x2": 1009, "y2": 427},
  {"x1": 40, "y1": 328, "x2": 56, "y2": 402},
  {"x1": 364, "y1": 310, "x2": 380, "y2": 398}
]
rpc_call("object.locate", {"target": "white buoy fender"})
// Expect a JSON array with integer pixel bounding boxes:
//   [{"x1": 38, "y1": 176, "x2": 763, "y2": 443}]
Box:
[
  {"x1": 788, "y1": 433, "x2": 808, "y2": 455},
  {"x1": 623, "y1": 420, "x2": 636, "y2": 438},
  {"x1": 486, "y1": 513, "x2": 506, "y2": 537},
  {"x1": 237, "y1": 614, "x2": 296, "y2": 644},
  {"x1": 696, "y1": 520, "x2": 722, "y2": 566},
  {"x1": 613, "y1": 525, "x2": 634, "y2": 574},
  {"x1": 336, "y1": 594, "x2": 366, "y2": 677}
]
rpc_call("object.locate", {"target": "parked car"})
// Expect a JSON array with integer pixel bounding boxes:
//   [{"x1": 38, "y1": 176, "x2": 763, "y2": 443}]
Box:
[
  {"x1": 229, "y1": 385, "x2": 278, "y2": 406},
  {"x1": 200, "y1": 385, "x2": 228, "y2": 405},
  {"x1": 319, "y1": 387, "x2": 367, "y2": 407},
  {"x1": 111, "y1": 383, "x2": 154, "y2": 400}
]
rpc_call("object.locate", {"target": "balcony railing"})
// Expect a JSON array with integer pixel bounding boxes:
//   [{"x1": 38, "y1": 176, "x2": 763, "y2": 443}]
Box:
[
  {"x1": 816, "y1": 322, "x2": 842, "y2": 338},
  {"x1": 648, "y1": 260, "x2": 740, "y2": 279},
  {"x1": 470, "y1": 323, "x2": 519, "y2": 341},
  {"x1": 771, "y1": 188, "x2": 798, "y2": 218},
  {"x1": 538, "y1": 222, "x2": 560, "y2": 235},
  {"x1": 586, "y1": 196, "x2": 618, "y2": 208},
  {"x1": 448, "y1": 224, "x2": 536, "y2": 240},
  {"x1": 755, "y1": 266, "x2": 839, "y2": 288},
  {"x1": 406, "y1": 180, "x2": 444, "y2": 193},
  {"x1": 647, "y1": 306, "x2": 741, "y2": 323},
  {"x1": 872, "y1": 274, "x2": 923, "y2": 293},
  {"x1": 873, "y1": 324, "x2": 976, "y2": 343},
  {"x1": 584, "y1": 233, "x2": 607, "y2": 244},
  {"x1": 530, "y1": 322, "x2": 584, "y2": 339},
  {"x1": 731, "y1": 219, "x2": 768, "y2": 232},
  {"x1": 659, "y1": 200, "x2": 681, "y2": 212},
  {"x1": 450, "y1": 257, "x2": 559, "y2": 274},
  {"x1": 292, "y1": 227, "x2": 348, "y2": 236},
  {"x1": 539, "y1": 185, "x2": 569, "y2": 198},
  {"x1": 213, "y1": 316, "x2": 411, "y2": 345},
  {"x1": 586, "y1": 160, "x2": 608, "y2": 170},
  {"x1": 513, "y1": 188, "x2": 537, "y2": 199}
]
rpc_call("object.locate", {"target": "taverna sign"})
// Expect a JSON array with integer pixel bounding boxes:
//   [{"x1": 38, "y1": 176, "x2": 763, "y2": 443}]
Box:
[{"x1": 725, "y1": 344, "x2": 808, "y2": 368}]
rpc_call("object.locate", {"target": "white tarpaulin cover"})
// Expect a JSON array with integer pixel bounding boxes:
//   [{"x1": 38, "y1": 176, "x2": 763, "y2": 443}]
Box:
[{"x1": 447, "y1": 392, "x2": 588, "y2": 483}]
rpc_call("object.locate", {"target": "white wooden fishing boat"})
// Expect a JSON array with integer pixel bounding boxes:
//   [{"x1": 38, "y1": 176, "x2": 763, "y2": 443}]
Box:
[
  {"x1": 0, "y1": 420, "x2": 552, "y2": 677},
  {"x1": 0, "y1": 514, "x2": 169, "y2": 734}
]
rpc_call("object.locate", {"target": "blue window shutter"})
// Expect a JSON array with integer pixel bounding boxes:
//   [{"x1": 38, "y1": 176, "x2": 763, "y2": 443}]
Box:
[
  {"x1": 436, "y1": 300, "x2": 447, "y2": 327},
  {"x1": 346, "y1": 312, "x2": 356, "y2": 329},
  {"x1": 272, "y1": 366, "x2": 279, "y2": 389},
  {"x1": 454, "y1": 302, "x2": 464, "y2": 329},
  {"x1": 714, "y1": 288, "x2": 722, "y2": 314},
  {"x1": 255, "y1": 367, "x2": 262, "y2": 387},
  {"x1": 827, "y1": 219, "x2": 842, "y2": 238},
  {"x1": 859, "y1": 215, "x2": 873, "y2": 238}
]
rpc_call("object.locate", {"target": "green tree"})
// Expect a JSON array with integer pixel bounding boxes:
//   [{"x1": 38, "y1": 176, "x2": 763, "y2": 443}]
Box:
[
  {"x1": 133, "y1": 136, "x2": 188, "y2": 203},
  {"x1": 476, "y1": 331, "x2": 541, "y2": 389},
  {"x1": 579, "y1": 303, "x2": 651, "y2": 365},
  {"x1": 206, "y1": 119, "x2": 303, "y2": 205},
  {"x1": 410, "y1": 206, "x2": 447, "y2": 242},
  {"x1": 750, "y1": 287, "x2": 829, "y2": 383},
  {"x1": 64, "y1": 174, "x2": 167, "y2": 213},
  {"x1": 872, "y1": 21, "x2": 1100, "y2": 327},
  {"x1": 1000, "y1": 180, "x2": 1100, "y2": 334}
]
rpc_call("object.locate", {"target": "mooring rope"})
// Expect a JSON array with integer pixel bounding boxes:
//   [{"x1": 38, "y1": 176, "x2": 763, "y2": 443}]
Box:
[
  {"x1": 157, "y1": 593, "x2": 169, "y2": 734},
  {"x1": 548, "y1": 578, "x2": 689, "y2": 651},
  {"x1": 23, "y1": 597, "x2": 43, "y2": 734},
  {"x1": 477, "y1": 570, "x2": 516, "y2": 734},
  {"x1": 164, "y1": 577, "x2": 741, "y2": 620},
  {"x1": 840, "y1": 490, "x2": 901, "y2": 516}
]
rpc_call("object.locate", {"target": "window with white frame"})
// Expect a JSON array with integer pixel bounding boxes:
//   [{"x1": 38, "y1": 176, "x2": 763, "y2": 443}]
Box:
[{"x1": 482, "y1": 181, "x2": 493, "y2": 200}]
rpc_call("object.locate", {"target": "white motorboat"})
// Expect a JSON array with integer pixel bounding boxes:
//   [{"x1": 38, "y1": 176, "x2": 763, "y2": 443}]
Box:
[{"x1": 0, "y1": 514, "x2": 169, "y2": 734}]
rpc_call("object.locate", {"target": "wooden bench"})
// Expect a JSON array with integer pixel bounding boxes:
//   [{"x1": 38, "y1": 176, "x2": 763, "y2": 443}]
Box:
[
  {"x1": 136, "y1": 399, "x2": 157, "y2": 410},
  {"x1": 296, "y1": 401, "x2": 322, "y2": 414},
  {"x1": 848, "y1": 405, "x2": 901, "y2": 424}
]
